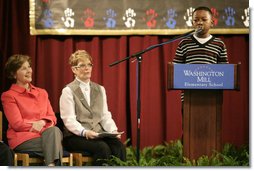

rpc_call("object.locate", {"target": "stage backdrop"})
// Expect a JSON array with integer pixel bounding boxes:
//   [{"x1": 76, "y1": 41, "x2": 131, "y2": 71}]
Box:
[
  {"x1": 0, "y1": 0, "x2": 249, "y2": 149},
  {"x1": 30, "y1": 0, "x2": 249, "y2": 35}
]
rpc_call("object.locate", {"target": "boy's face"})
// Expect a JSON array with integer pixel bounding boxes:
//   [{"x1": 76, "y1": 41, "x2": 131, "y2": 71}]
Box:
[{"x1": 192, "y1": 10, "x2": 213, "y2": 37}]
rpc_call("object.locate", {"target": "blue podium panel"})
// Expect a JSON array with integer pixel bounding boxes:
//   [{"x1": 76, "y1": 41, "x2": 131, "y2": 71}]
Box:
[{"x1": 173, "y1": 64, "x2": 235, "y2": 89}]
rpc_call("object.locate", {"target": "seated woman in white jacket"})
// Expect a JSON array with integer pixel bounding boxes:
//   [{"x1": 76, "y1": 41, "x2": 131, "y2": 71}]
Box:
[{"x1": 59, "y1": 50, "x2": 126, "y2": 166}]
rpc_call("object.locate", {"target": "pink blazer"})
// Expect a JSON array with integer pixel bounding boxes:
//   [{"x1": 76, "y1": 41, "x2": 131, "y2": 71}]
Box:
[{"x1": 1, "y1": 84, "x2": 56, "y2": 149}]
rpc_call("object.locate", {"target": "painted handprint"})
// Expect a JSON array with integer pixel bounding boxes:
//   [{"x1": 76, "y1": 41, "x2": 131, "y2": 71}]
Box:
[
  {"x1": 183, "y1": 7, "x2": 195, "y2": 27},
  {"x1": 103, "y1": 9, "x2": 117, "y2": 28},
  {"x1": 122, "y1": 8, "x2": 136, "y2": 28},
  {"x1": 222, "y1": 7, "x2": 235, "y2": 26},
  {"x1": 164, "y1": 8, "x2": 177, "y2": 29},
  {"x1": 241, "y1": 7, "x2": 249, "y2": 27},
  {"x1": 61, "y1": 8, "x2": 75, "y2": 28},
  {"x1": 42, "y1": 9, "x2": 54, "y2": 28},
  {"x1": 81, "y1": 8, "x2": 95, "y2": 28},
  {"x1": 210, "y1": 7, "x2": 219, "y2": 26},
  {"x1": 143, "y1": 9, "x2": 158, "y2": 28}
]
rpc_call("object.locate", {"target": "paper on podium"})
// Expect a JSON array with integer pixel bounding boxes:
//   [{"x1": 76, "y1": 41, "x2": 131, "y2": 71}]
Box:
[{"x1": 98, "y1": 131, "x2": 124, "y2": 138}]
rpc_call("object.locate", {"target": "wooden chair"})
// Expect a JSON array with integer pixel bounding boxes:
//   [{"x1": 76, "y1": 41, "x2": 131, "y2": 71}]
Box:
[
  {"x1": 0, "y1": 111, "x2": 73, "y2": 166},
  {"x1": 14, "y1": 152, "x2": 43, "y2": 166},
  {"x1": 14, "y1": 150, "x2": 73, "y2": 166},
  {"x1": 55, "y1": 113, "x2": 93, "y2": 166}
]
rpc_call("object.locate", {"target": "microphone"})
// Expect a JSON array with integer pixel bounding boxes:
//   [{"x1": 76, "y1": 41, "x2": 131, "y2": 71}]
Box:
[{"x1": 195, "y1": 27, "x2": 203, "y2": 34}]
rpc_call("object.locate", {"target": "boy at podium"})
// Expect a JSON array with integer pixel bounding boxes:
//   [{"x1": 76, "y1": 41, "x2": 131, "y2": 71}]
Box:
[
  {"x1": 172, "y1": 7, "x2": 229, "y2": 146},
  {"x1": 173, "y1": 6, "x2": 229, "y2": 103}
]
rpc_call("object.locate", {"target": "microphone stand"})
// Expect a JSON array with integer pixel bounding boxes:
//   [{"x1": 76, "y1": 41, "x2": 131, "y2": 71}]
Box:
[{"x1": 109, "y1": 29, "x2": 198, "y2": 165}]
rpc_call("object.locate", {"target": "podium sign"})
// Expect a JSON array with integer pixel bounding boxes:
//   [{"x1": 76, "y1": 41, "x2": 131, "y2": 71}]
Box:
[
  {"x1": 173, "y1": 64, "x2": 235, "y2": 89},
  {"x1": 167, "y1": 63, "x2": 240, "y2": 160}
]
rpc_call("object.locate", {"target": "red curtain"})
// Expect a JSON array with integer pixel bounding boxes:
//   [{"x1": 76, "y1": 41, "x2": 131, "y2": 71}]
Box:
[{"x1": 0, "y1": 0, "x2": 249, "y2": 148}]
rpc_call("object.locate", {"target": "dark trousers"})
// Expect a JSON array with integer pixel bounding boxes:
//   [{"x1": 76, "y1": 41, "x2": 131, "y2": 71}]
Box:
[
  {"x1": 63, "y1": 135, "x2": 126, "y2": 166},
  {"x1": 0, "y1": 142, "x2": 14, "y2": 166}
]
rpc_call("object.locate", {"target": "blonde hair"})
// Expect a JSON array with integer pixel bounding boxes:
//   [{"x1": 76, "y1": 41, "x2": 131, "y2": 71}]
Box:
[
  {"x1": 5, "y1": 54, "x2": 31, "y2": 80},
  {"x1": 69, "y1": 50, "x2": 93, "y2": 66}
]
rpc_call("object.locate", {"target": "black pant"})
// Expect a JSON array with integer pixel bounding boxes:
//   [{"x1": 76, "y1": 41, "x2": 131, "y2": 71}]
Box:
[
  {"x1": 63, "y1": 135, "x2": 126, "y2": 166},
  {"x1": 0, "y1": 142, "x2": 14, "y2": 166}
]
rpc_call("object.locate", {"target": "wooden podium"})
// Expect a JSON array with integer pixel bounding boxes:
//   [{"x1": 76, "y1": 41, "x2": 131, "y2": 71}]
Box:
[{"x1": 168, "y1": 63, "x2": 240, "y2": 160}]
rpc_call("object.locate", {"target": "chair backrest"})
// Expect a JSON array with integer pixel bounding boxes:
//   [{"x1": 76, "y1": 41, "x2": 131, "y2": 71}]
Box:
[{"x1": 0, "y1": 111, "x2": 2, "y2": 141}]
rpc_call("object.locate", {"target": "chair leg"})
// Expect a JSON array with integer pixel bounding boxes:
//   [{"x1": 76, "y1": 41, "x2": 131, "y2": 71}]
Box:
[
  {"x1": 72, "y1": 153, "x2": 83, "y2": 166},
  {"x1": 72, "y1": 153, "x2": 93, "y2": 166},
  {"x1": 69, "y1": 153, "x2": 73, "y2": 166},
  {"x1": 14, "y1": 153, "x2": 18, "y2": 166},
  {"x1": 16, "y1": 153, "x2": 30, "y2": 166},
  {"x1": 22, "y1": 154, "x2": 29, "y2": 166},
  {"x1": 62, "y1": 154, "x2": 73, "y2": 166}
]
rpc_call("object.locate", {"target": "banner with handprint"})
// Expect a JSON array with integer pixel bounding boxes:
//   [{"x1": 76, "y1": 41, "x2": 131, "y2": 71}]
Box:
[{"x1": 30, "y1": 0, "x2": 249, "y2": 35}]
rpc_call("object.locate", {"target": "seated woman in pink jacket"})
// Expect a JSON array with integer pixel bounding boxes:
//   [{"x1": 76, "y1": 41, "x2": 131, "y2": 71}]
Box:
[{"x1": 1, "y1": 54, "x2": 63, "y2": 166}]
